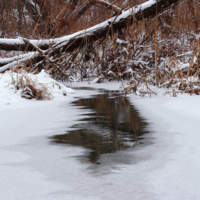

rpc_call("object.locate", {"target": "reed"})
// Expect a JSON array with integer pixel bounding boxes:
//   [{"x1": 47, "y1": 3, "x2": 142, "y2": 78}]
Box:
[{"x1": 1, "y1": 0, "x2": 200, "y2": 96}]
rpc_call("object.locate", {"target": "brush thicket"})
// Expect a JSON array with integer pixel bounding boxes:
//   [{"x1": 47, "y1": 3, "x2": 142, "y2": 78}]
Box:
[{"x1": 1, "y1": 0, "x2": 200, "y2": 96}]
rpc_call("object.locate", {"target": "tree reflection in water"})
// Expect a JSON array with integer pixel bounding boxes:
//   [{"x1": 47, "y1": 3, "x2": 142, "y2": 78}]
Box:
[{"x1": 50, "y1": 89, "x2": 148, "y2": 164}]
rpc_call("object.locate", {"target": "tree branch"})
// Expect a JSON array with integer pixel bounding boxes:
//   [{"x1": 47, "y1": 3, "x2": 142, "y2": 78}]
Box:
[
  {"x1": 0, "y1": 0, "x2": 183, "y2": 52},
  {"x1": 89, "y1": 0, "x2": 121, "y2": 14}
]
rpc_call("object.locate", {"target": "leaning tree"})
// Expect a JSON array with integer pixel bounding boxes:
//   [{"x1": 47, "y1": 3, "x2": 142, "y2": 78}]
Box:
[{"x1": 0, "y1": 0, "x2": 185, "y2": 80}]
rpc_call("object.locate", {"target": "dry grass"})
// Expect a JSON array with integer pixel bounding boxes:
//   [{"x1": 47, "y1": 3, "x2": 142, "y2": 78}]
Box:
[
  {"x1": 8, "y1": 68, "x2": 53, "y2": 100},
  {"x1": 21, "y1": 82, "x2": 53, "y2": 100},
  {"x1": 121, "y1": 37, "x2": 200, "y2": 96},
  {"x1": 2, "y1": 0, "x2": 200, "y2": 97}
]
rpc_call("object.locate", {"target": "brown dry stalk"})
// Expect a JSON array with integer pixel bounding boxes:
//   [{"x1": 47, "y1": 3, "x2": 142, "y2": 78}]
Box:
[{"x1": 186, "y1": 40, "x2": 199, "y2": 79}]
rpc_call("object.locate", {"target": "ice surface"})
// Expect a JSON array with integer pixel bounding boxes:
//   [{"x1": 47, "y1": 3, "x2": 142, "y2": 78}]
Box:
[{"x1": 1, "y1": 80, "x2": 200, "y2": 200}]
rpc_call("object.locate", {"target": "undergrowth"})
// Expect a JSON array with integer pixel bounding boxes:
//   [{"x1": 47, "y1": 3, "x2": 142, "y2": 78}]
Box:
[
  {"x1": 1, "y1": 0, "x2": 200, "y2": 98},
  {"x1": 7, "y1": 68, "x2": 53, "y2": 100}
]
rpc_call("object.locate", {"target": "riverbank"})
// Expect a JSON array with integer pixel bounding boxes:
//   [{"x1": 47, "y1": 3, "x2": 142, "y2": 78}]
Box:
[
  {"x1": 1, "y1": 79, "x2": 200, "y2": 200},
  {"x1": 73, "y1": 81, "x2": 200, "y2": 200}
]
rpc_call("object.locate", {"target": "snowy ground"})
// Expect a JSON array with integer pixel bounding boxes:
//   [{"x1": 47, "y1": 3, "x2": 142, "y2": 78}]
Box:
[{"x1": 1, "y1": 74, "x2": 200, "y2": 200}]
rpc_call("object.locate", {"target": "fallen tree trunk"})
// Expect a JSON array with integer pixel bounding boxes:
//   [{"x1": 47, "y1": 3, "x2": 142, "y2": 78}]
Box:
[{"x1": 0, "y1": 0, "x2": 183, "y2": 52}]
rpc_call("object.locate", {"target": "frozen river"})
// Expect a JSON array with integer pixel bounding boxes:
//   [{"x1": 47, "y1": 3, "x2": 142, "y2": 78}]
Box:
[
  {"x1": 1, "y1": 82, "x2": 200, "y2": 200},
  {"x1": 50, "y1": 88, "x2": 149, "y2": 164}
]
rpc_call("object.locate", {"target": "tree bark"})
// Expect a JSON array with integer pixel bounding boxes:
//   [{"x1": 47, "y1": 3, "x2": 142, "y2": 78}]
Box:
[{"x1": 0, "y1": 0, "x2": 182, "y2": 52}]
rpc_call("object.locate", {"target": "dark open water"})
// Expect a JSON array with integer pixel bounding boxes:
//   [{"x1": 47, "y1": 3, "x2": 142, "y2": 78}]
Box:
[{"x1": 50, "y1": 88, "x2": 149, "y2": 164}]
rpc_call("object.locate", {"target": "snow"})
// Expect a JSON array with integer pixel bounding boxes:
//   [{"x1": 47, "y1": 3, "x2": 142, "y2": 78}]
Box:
[
  {"x1": 116, "y1": 38, "x2": 127, "y2": 44},
  {"x1": 0, "y1": 52, "x2": 39, "y2": 73},
  {"x1": 0, "y1": 0, "x2": 158, "y2": 51},
  {"x1": 0, "y1": 70, "x2": 75, "y2": 104},
  {"x1": 0, "y1": 52, "x2": 33, "y2": 65},
  {"x1": 1, "y1": 78, "x2": 200, "y2": 200}
]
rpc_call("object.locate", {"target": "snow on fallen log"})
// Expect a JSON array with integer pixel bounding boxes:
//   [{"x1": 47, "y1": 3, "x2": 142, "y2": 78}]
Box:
[
  {"x1": 0, "y1": 38, "x2": 54, "y2": 51},
  {"x1": 0, "y1": 0, "x2": 183, "y2": 53},
  {"x1": 0, "y1": 52, "x2": 35, "y2": 67},
  {"x1": 0, "y1": 52, "x2": 40, "y2": 73}
]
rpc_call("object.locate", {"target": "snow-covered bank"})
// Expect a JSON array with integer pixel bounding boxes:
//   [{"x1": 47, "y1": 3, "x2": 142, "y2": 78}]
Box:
[
  {"x1": 0, "y1": 83, "x2": 102, "y2": 200},
  {"x1": 128, "y1": 93, "x2": 200, "y2": 199},
  {"x1": 0, "y1": 70, "x2": 75, "y2": 106},
  {"x1": 73, "y1": 82, "x2": 200, "y2": 199},
  {"x1": 1, "y1": 79, "x2": 200, "y2": 200}
]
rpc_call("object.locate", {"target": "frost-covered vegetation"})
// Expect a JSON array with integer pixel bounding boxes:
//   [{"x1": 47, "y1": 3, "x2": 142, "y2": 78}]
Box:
[
  {"x1": 2, "y1": 2, "x2": 200, "y2": 200},
  {"x1": 1, "y1": 0, "x2": 200, "y2": 99}
]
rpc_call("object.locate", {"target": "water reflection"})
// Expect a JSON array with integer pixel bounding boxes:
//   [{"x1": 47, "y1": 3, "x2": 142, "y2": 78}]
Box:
[{"x1": 50, "y1": 89, "x2": 148, "y2": 164}]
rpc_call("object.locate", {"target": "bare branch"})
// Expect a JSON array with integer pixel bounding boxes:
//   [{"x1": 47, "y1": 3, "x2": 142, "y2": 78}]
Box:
[
  {"x1": 0, "y1": 0, "x2": 183, "y2": 52},
  {"x1": 89, "y1": 0, "x2": 121, "y2": 14}
]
